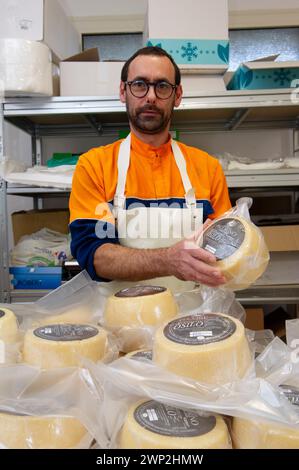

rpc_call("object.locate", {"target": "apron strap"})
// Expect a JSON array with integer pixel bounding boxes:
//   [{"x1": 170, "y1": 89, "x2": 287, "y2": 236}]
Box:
[{"x1": 114, "y1": 133, "x2": 197, "y2": 213}]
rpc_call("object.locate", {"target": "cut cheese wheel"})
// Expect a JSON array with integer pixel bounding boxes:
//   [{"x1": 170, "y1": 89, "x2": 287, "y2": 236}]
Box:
[
  {"x1": 23, "y1": 323, "x2": 107, "y2": 369},
  {"x1": 200, "y1": 215, "x2": 269, "y2": 290},
  {"x1": 118, "y1": 399, "x2": 231, "y2": 449},
  {"x1": 232, "y1": 384, "x2": 299, "y2": 449},
  {"x1": 153, "y1": 313, "x2": 252, "y2": 385},
  {"x1": 0, "y1": 412, "x2": 88, "y2": 449},
  {"x1": 0, "y1": 308, "x2": 19, "y2": 343},
  {"x1": 126, "y1": 349, "x2": 153, "y2": 361},
  {"x1": 104, "y1": 286, "x2": 178, "y2": 328}
]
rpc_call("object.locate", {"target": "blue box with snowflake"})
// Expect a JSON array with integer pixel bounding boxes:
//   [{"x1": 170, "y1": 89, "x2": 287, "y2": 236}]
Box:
[{"x1": 227, "y1": 56, "x2": 299, "y2": 90}]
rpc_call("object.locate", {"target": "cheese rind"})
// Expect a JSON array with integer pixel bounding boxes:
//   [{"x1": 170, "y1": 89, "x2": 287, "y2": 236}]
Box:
[
  {"x1": 23, "y1": 323, "x2": 107, "y2": 368},
  {"x1": 201, "y1": 216, "x2": 269, "y2": 290},
  {"x1": 0, "y1": 412, "x2": 87, "y2": 449},
  {"x1": 0, "y1": 308, "x2": 19, "y2": 343},
  {"x1": 119, "y1": 399, "x2": 231, "y2": 449},
  {"x1": 153, "y1": 313, "x2": 252, "y2": 385}
]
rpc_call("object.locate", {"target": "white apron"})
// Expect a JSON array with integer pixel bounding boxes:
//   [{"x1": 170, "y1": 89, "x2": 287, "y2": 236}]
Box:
[{"x1": 98, "y1": 133, "x2": 203, "y2": 297}]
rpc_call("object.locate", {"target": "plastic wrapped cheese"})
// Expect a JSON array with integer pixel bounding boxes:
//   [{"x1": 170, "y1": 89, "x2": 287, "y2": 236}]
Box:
[
  {"x1": 104, "y1": 286, "x2": 178, "y2": 327},
  {"x1": 118, "y1": 399, "x2": 231, "y2": 449},
  {"x1": 104, "y1": 286, "x2": 178, "y2": 353},
  {"x1": 0, "y1": 412, "x2": 88, "y2": 449},
  {"x1": 153, "y1": 312, "x2": 252, "y2": 385},
  {"x1": 126, "y1": 349, "x2": 153, "y2": 361},
  {"x1": 200, "y1": 214, "x2": 269, "y2": 290},
  {"x1": 232, "y1": 384, "x2": 299, "y2": 449},
  {"x1": 23, "y1": 323, "x2": 107, "y2": 369},
  {"x1": 0, "y1": 307, "x2": 19, "y2": 343}
]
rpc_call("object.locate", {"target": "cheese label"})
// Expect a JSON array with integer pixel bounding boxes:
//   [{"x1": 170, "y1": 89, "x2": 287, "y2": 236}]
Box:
[
  {"x1": 164, "y1": 314, "x2": 236, "y2": 345},
  {"x1": 134, "y1": 400, "x2": 216, "y2": 437},
  {"x1": 115, "y1": 286, "x2": 166, "y2": 298},
  {"x1": 0, "y1": 310, "x2": 5, "y2": 319},
  {"x1": 202, "y1": 218, "x2": 245, "y2": 260},
  {"x1": 131, "y1": 350, "x2": 153, "y2": 360},
  {"x1": 33, "y1": 324, "x2": 99, "y2": 342},
  {"x1": 280, "y1": 385, "x2": 299, "y2": 408}
]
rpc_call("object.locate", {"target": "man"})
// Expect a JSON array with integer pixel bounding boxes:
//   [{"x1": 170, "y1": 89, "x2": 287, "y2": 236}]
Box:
[{"x1": 69, "y1": 46, "x2": 231, "y2": 289}]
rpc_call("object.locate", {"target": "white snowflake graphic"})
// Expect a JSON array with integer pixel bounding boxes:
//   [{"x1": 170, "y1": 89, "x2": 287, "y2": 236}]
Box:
[{"x1": 181, "y1": 42, "x2": 198, "y2": 62}]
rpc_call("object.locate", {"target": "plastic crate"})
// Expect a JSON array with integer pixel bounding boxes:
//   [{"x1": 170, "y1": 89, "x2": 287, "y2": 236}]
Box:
[{"x1": 9, "y1": 266, "x2": 62, "y2": 290}]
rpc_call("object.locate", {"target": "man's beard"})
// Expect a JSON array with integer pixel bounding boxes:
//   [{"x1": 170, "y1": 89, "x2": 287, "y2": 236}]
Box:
[{"x1": 126, "y1": 101, "x2": 174, "y2": 134}]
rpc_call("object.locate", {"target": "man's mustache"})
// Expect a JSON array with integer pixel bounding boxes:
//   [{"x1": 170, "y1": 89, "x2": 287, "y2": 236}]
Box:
[{"x1": 136, "y1": 105, "x2": 162, "y2": 115}]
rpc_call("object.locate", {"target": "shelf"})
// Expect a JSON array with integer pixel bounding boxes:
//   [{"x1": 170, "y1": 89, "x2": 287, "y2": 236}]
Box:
[
  {"x1": 236, "y1": 285, "x2": 299, "y2": 305},
  {"x1": 225, "y1": 168, "x2": 299, "y2": 188},
  {"x1": 6, "y1": 185, "x2": 70, "y2": 196},
  {"x1": 4, "y1": 89, "x2": 299, "y2": 134},
  {"x1": 10, "y1": 289, "x2": 51, "y2": 302}
]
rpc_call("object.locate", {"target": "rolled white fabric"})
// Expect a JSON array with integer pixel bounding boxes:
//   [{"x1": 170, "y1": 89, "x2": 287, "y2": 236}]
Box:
[{"x1": 0, "y1": 38, "x2": 53, "y2": 96}]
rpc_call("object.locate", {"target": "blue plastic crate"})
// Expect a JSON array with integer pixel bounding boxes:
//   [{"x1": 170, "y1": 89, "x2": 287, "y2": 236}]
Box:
[{"x1": 9, "y1": 266, "x2": 62, "y2": 290}]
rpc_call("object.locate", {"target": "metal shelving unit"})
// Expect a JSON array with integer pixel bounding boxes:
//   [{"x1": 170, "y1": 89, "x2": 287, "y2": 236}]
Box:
[{"x1": 1, "y1": 89, "x2": 299, "y2": 302}]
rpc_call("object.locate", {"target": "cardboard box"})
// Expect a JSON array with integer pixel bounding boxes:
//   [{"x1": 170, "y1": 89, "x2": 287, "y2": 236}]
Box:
[
  {"x1": 0, "y1": 0, "x2": 81, "y2": 61},
  {"x1": 12, "y1": 209, "x2": 70, "y2": 245},
  {"x1": 144, "y1": 0, "x2": 229, "y2": 72},
  {"x1": 260, "y1": 225, "x2": 299, "y2": 252},
  {"x1": 227, "y1": 55, "x2": 299, "y2": 91},
  {"x1": 60, "y1": 49, "x2": 124, "y2": 97},
  {"x1": 245, "y1": 308, "x2": 264, "y2": 331},
  {"x1": 181, "y1": 74, "x2": 226, "y2": 94}
]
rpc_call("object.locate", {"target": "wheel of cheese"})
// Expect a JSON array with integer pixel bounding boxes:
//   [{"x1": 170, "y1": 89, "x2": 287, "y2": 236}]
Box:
[
  {"x1": 23, "y1": 323, "x2": 107, "y2": 369},
  {"x1": 126, "y1": 349, "x2": 153, "y2": 361},
  {"x1": 153, "y1": 312, "x2": 252, "y2": 385},
  {"x1": 0, "y1": 308, "x2": 19, "y2": 343},
  {"x1": 232, "y1": 384, "x2": 299, "y2": 449},
  {"x1": 104, "y1": 286, "x2": 178, "y2": 328},
  {"x1": 0, "y1": 412, "x2": 88, "y2": 449},
  {"x1": 200, "y1": 216, "x2": 269, "y2": 290},
  {"x1": 36, "y1": 305, "x2": 93, "y2": 326},
  {"x1": 118, "y1": 399, "x2": 230, "y2": 449}
]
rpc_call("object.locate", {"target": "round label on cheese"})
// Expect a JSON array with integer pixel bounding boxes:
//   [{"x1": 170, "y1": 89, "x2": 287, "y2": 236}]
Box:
[
  {"x1": 0, "y1": 310, "x2": 5, "y2": 319},
  {"x1": 33, "y1": 324, "x2": 99, "y2": 342},
  {"x1": 115, "y1": 286, "x2": 166, "y2": 298},
  {"x1": 131, "y1": 350, "x2": 153, "y2": 360},
  {"x1": 280, "y1": 385, "x2": 299, "y2": 408},
  {"x1": 163, "y1": 314, "x2": 236, "y2": 345},
  {"x1": 134, "y1": 400, "x2": 216, "y2": 437},
  {"x1": 202, "y1": 218, "x2": 245, "y2": 260}
]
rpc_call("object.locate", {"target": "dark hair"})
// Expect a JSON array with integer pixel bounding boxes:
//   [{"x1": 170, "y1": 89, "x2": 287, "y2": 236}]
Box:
[{"x1": 121, "y1": 46, "x2": 181, "y2": 85}]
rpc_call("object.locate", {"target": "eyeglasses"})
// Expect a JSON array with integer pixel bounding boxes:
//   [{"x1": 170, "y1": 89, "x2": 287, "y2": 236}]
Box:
[{"x1": 125, "y1": 79, "x2": 176, "y2": 100}]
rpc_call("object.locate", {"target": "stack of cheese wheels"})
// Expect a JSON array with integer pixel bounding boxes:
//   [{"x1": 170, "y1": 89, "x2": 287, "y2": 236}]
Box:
[
  {"x1": 126, "y1": 349, "x2": 153, "y2": 361},
  {"x1": 0, "y1": 308, "x2": 19, "y2": 343},
  {"x1": 23, "y1": 323, "x2": 107, "y2": 369},
  {"x1": 232, "y1": 384, "x2": 299, "y2": 448},
  {"x1": 200, "y1": 215, "x2": 269, "y2": 290},
  {"x1": 104, "y1": 286, "x2": 178, "y2": 352},
  {"x1": 118, "y1": 399, "x2": 231, "y2": 449},
  {"x1": 153, "y1": 312, "x2": 251, "y2": 386},
  {"x1": 0, "y1": 412, "x2": 88, "y2": 449}
]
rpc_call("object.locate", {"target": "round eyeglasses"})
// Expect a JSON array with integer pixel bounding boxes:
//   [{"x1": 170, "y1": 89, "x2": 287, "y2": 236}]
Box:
[{"x1": 125, "y1": 79, "x2": 176, "y2": 100}]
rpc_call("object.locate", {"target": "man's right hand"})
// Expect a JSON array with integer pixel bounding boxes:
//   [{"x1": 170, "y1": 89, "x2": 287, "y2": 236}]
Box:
[{"x1": 165, "y1": 239, "x2": 226, "y2": 287}]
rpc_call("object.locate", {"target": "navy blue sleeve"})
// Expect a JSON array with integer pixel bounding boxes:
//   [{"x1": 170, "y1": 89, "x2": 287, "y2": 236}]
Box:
[{"x1": 69, "y1": 219, "x2": 120, "y2": 282}]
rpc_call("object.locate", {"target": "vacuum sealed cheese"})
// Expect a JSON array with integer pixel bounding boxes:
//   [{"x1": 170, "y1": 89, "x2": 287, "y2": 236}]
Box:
[
  {"x1": 0, "y1": 307, "x2": 19, "y2": 343},
  {"x1": 232, "y1": 384, "x2": 299, "y2": 449},
  {"x1": 0, "y1": 412, "x2": 88, "y2": 449},
  {"x1": 23, "y1": 323, "x2": 108, "y2": 368},
  {"x1": 118, "y1": 399, "x2": 231, "y2": 449},
  {"x1": 199, "y1": 198, "x2": 269, "y2": 290},
  {"x1": 153, "y1": 312, "x2": 252, "y2": 385}
]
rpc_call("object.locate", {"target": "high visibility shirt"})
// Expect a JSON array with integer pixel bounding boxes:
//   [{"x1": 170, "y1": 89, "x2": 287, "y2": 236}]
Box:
[{"x1": 69, "y1": 132, "x2": 231, "y2": 280}]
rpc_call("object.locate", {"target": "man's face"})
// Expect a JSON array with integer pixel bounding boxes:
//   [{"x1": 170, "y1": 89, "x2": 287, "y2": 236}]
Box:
[{"x1": 120, "y1": 55, "x2": 182, "y2": 135}]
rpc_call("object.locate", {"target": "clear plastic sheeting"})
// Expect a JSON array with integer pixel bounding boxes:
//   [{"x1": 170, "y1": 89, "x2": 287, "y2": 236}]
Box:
[
  {"x1": 86, "y1": 356, "x2": 299, "y2": 449},
  {"x1": 0, "y1": 365, "x2": 99, "y2": 449},
  {"x1": 198, "y1": 198, "x2": 270, "y2": 291}
]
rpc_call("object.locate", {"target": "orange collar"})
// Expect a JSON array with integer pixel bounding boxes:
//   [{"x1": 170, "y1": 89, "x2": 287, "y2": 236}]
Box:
[{"x1": 130, "y1": 132, "x2": 172, "y2": 159}]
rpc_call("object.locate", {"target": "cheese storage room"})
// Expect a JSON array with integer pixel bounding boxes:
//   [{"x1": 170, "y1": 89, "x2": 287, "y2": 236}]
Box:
[{"x1": 0, "y1": 0, "x2": 299, "y2": 457}]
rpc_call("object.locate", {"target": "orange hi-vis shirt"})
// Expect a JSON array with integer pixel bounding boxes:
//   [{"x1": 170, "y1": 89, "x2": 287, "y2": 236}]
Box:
[{"x1": 69, "y1": 132, "x2": 231, "y2": 280}]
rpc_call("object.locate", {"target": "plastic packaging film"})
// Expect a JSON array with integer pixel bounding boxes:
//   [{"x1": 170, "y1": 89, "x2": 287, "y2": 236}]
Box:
[
  {"x1": 198, "y1": 197, "x2": 270, "y2": 291},
  {"x1": 0, "y1": 38, "x2": 53, "y2": 96},
  {"x1": 0, "y1": 307, "x2": 21, "y2": 364}
]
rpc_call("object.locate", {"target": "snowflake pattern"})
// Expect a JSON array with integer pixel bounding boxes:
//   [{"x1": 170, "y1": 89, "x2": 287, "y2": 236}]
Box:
[
  {"x1": 273, "y1": 69, "x2": 292, "y2": 86},
  {"x1": 181, "y1": 42, "x2": 198, "y2": 62}
]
